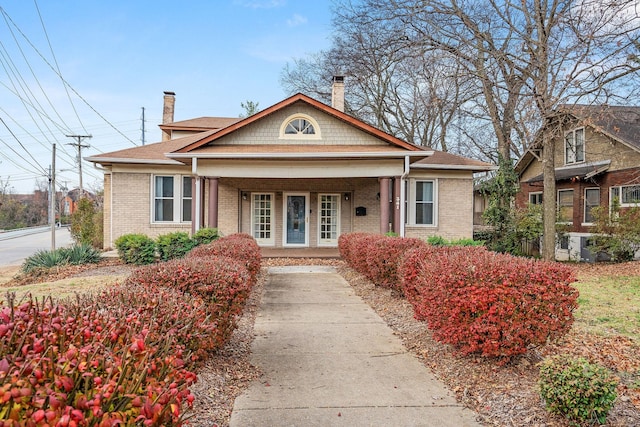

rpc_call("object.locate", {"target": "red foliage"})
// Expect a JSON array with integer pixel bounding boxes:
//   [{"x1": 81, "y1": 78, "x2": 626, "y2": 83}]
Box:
[
  {"x1": 338, "y1": 233, "x2": 384, "y2": 277},
  {"x1": 0, "y1": 287, "x2": 202, "y2": 425},
  {"x1": 400, "y1": 246, "x2": 579, "y2": 362},
  {"x1": 0, "y1": 233, "x2": 262, "y2": 425},
  {"x1": 127, "y1": 256, "x2": 252, "y2": 348},
  {"x1": 365, "y1": 237, "x2": 426, "y2": 290},
  {"x1": 188, "y1": 234, "x2": 261, "y2": 285}
]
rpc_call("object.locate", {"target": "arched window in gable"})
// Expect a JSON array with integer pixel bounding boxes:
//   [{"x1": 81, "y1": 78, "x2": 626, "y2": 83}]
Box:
[{"x1": 280, "y1": 114, "x2": 321, "y2": 139}]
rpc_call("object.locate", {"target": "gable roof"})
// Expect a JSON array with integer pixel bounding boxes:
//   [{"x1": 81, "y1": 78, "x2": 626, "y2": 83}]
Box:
[
  {"x1": 158, "y1": 117, "x2": 241, "y2": 132},
  {"x1": 412, "y1": 150, "x2": 495, "y2": 172},
  {"x1": 515, "y1": 104, "x2": 640, "y2": 175},
  {"x1": 172, "y1": 93, "x2": 423, "y2": 154}
]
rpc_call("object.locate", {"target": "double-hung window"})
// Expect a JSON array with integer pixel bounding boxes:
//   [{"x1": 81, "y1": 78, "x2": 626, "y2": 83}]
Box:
[
  {"x1": 557, "y1": 189, "x2": 574, "y2": 223},
  {"x1": 405, "y1": 179, "x2": 437, "y2": 226},
  {"x1": 564, "y1": 128, "x2": 585, "y2": 164},
  {"x1": 583, "y1": 188, "x2": 600, "y2": 224},
  {"x1": 153, "y1": 175, "x2": 192, "y2": 223},
  {"x1": 611, "y1": 185, "x2": 640, "y2": 207}
]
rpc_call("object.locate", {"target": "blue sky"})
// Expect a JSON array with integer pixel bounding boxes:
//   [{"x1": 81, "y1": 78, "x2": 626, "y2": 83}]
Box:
[{"x1": 0, "y1": 0, "x2": 334, "y2": 193}]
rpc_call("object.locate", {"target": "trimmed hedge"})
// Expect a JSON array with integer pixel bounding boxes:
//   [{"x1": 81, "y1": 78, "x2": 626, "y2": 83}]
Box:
[
  {"x1": 399, "y1": 246, "x2": 578, "y2": 361},
  {"x1": 156, "y1": 231, "x2": 196, "y2": 261},
  {"x1": 365, "y1": 236, "x2": 426, "y2": 290},
  {"x1": 339, "y1": 232, "x2": 579, "y2": 362},
  {"x1": 127, "y1": 255, "x2": 252, "y2": 350},
  {"x1": 0, "y1": 287, "x2": 205, "y2": 425},
  {"x1": 1, "y1": 233, "x2": 261, "y2": 425},
  {"x1": 114, "y1": 233, "x2": 156, "y2": 265},
  {"x1": 188, "y1": 234, "x2": 261, "y2": 286}
]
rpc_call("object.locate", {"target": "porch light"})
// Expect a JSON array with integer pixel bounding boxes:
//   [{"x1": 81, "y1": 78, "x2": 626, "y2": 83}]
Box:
[
  {"x1": 242, "y1": 192, "x2": 248, "y2": 200},
  {"x1": 344, "y1": 193, "x2": 350, "y2": 201}
]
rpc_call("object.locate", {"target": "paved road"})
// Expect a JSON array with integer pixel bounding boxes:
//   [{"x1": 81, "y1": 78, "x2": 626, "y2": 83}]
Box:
[{"x1": 0, "y1": 227, "x2": 74, "y2": 267}]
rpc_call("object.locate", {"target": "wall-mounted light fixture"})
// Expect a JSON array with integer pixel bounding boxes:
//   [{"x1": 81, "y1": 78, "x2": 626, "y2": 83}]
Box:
[
  {"x1": 344, "y1": 193, "x2": 350, "y2": 201},
  {"x1": 376, "y1": 192, "x2": 380, "y2": 201},
  {"x1": 242, "y1": 192, "x2": 248, "y2": 201}
]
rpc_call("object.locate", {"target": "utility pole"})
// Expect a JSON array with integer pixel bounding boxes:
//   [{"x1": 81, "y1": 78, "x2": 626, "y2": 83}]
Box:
[
  {"x1": 65, "y1": 134, "x2": 92, "y2": 195},
  {"x1": 50, "y1": 144, "x2": 56, "y2": 250},
  {"x1": 141, "y1": 107, "x2": 146, "y2": 145}
]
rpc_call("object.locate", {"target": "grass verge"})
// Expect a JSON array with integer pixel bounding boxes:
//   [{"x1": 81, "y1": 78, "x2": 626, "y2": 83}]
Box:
[{"x1": 573, "y1": 274, "x2": 640, "y2": 342}]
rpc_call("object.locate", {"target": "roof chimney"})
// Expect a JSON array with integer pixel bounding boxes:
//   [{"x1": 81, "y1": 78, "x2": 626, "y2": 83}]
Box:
[
  {"x1": 162, "y1": 91, "x2": 175, "y2": 141},
  {"x1": 331, "y1": 76, "x2": 345, "y2": 112}
]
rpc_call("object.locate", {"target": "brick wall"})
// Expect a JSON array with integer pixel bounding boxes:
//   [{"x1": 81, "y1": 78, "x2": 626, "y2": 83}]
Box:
[{"x1": 405, "y1": 177, "x2": 474, "y2": 240}]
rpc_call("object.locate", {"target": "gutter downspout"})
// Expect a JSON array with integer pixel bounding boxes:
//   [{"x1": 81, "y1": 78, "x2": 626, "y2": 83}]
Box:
[{"x1": 400, "y1": 155, "x2": 410, "y2": 237}]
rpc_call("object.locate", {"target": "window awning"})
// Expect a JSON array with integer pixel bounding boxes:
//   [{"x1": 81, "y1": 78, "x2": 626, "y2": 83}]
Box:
[{"x1": 525, "y1": 160, "x2": 611, "y2": 183}]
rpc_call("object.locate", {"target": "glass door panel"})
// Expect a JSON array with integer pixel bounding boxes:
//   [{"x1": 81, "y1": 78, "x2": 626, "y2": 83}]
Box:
[
  {"x1": 286, "y1": 194, "x2": 307, "y2": 245},
  {"x1": 318, "y1": 194, "x2": 339, "y2": 246}
]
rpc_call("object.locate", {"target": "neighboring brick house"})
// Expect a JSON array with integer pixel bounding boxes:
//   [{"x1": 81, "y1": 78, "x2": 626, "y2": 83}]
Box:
[
  {"x1": 87, "y1": 79, "x2": 494, "y2": 250},
  {"x1": 515, "y1": 104, "x2": 640, "y2": 261}
]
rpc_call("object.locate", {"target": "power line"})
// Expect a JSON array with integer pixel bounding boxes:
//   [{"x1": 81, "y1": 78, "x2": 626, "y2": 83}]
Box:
[
  {"x1": 66, "y1": 134, "x2": 91, "y2": 194},
  {"x1": 0, "y1": 6, "x2": 138, "y2": 147},
  {"x1": 0, "y1": 116, "x2": 46, "y2": 174},
  {"x1": 33, "y1": 0, "x2": 88, "y2": 134}
]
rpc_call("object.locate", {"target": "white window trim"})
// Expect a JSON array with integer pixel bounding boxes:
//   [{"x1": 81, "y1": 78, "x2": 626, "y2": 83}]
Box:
[
  {"x1": 405, "y1": 178, "x2": 438, "y2": 227},
  {"x1": 557, "y1": 188, "x2": 574, "y2": 224},
  {"x1": 279, "y1": 114, "x2": 321, "y2": 140},
  {"x1": 564, "y1": 127, "x2": 585, "y2": 165},
  {"x1": 610, "y1": 184, "x2": 640, "y2": 208},
  {"x1": 151, "y1": 174, "x2": 192, "y2": 224},
  {"x1": 529, "y1": 191, "x2": 543, "y2": 205},
  {"x1": 582, "y1": 187, "x2": 600, "y2": 226},
  {"x1": 317, "y1": 193, "x2": 341, "y2": 247},
  {"x1": 251, "y1": 192, "x2": 275, "y2": 246}
]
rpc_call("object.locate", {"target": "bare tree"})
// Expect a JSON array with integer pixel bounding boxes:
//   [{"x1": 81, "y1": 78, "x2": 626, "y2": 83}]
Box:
[
  {"x1": 281, "y1": 2, "x2": 473, "y2": 150},
  {"x1": 364, "y1": 0, "x2": 640, "y2": 259}
]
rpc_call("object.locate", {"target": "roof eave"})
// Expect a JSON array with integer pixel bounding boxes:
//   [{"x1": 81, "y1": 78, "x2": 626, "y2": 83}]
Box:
[
  {"x1": 166, "y1": 151, "x2": 434, "y2": 160},
  {"x1": 411, "y1": 164, "x2": 497, "y2": 172},
  {"x1": 86, "y1": 157, "x2": 185, "y2": 165}
]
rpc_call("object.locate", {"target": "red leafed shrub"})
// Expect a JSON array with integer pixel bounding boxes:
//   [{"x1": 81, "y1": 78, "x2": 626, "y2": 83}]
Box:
[
  {"x1": 188, "y1": 233, "x2": 261, "y2": 285},
  {"x1": 127, "y1": 256, "x2": 252, "y2": 348},
  {"x1": 338, "y1": 233, "x2": 385, "y2": 277},
  {"x1": 400, "y1": 246, "x2": 579, "y2": 362},
  {"x1": 0, "y1": 286, "x2": 204, "y2": 425},
  {"x1": 365, "y1": 237, "x2": 426, "y2": 290}
]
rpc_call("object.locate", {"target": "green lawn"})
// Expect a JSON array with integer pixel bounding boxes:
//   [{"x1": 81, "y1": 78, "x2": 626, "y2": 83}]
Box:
[{"x1": 573, "y1": 274, "x2": 640, "y2": 342}]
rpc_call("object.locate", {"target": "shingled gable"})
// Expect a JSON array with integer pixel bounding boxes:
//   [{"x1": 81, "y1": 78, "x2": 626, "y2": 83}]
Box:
[
  {"x1": 169, "y1": 93, "x2": 423, "y2": 154},
  {"x1": 515, "y1": 104, "x2": 640, "y2": 174}
]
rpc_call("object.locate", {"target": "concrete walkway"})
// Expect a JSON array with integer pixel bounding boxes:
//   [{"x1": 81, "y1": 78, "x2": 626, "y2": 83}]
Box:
[{"x1": 230, "y1": 266, "x2": 481, "y2": 427}]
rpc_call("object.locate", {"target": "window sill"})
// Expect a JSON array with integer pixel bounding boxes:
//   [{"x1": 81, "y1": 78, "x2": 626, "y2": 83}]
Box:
[
  {"x1": 581, "y1": 223, "x2": 595, "y2": 227},
  {"x1": 405, "y1": 223, "x2": 437, "y2": 228}
]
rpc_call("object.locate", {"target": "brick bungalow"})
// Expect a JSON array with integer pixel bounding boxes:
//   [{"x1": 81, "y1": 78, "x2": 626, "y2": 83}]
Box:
[
  {"x1": 87, "y1": 78, "x2": 494, "y2": 249},
  {"x1": 515, "y1": 104, "x2": 640, "y2": 261}
]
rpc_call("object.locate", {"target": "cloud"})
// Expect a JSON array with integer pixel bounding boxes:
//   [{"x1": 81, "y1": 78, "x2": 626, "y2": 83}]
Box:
[
  {"x1": 287, "y1": 13, "x2": 308, "y2": 27},
  {"x1": 233, "y1": 0, "x2": 286, "y2": 9}
]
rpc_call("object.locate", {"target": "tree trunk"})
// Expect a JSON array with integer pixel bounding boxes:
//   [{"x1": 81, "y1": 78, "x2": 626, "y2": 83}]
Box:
[{"x1": 541, "y1": 133, "x2": 557, "y2": 261}]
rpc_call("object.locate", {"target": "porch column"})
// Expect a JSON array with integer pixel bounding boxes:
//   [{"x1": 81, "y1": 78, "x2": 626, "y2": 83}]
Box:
[
  {"x1": 379, "y1": 177, "x2": 391, "y2": 234},
  {"x1": 191, "y1": 178, "x2": 197, "y2": 235},
  {"x1": 208, "y1": 177, "x2": 219, "y2": 228},
  {"x1": 199, "y1": 177, "x2": 205, "y2": 229},
  {"x1": 393, "y1": 177, "x2": 401, "y2": 234}
]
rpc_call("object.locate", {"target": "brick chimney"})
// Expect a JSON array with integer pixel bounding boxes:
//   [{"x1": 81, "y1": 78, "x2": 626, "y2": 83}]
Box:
[
  {"x1": 162, "y1": 91, "x2": 175, "y2": 141},
  {"x1": 331, "y1": 76, "x2": 345, "y2": 112}
]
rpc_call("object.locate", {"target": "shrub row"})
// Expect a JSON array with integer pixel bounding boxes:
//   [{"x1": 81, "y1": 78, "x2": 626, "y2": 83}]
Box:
[
  {"x1": 1, "y1": 233, "x2": 261, "y2": 425},
  {"x1": 115, "y1": 228, "x2": 219, "y2": 265},
  {"x1": 339, "y1": 233, "x2": 578, "y2": 362}
]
